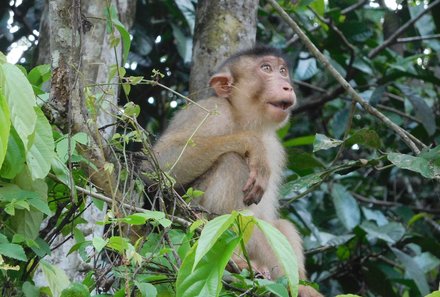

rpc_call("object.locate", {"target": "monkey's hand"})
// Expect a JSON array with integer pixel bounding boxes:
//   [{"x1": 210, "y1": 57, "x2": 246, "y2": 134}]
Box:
[
  {"x1": 242, "y1": 148, "x2": 270, "y2": 205},
  {"x1": 298, "y1": 285, "x2": 324, "y2": 297}
]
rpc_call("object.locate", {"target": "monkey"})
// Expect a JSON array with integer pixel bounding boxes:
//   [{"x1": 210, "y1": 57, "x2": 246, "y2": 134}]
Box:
[{"x1": 151, "y1": 46, "x2": 323, "y2": 297}]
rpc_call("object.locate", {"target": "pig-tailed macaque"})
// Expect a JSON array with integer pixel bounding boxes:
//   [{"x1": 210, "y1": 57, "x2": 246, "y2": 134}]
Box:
[{"x1": 152, "y1": 46, "x2": 323, "y2": 297}]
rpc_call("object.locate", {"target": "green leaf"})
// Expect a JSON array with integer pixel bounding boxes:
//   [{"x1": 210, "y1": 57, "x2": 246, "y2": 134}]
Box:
[
  {"x1": 400, "y1": 85, "x2": 436, "y2": 136},
  {"x1": 392, "y1": 248, "x2": 430, "y2": 296},
  {"x1": 60, "y1": 283, "x2": 90, "y2": 297},
  {"x1": 107, "y1": 236, "x2": 129, "y2": 253},
  {"x1": 254, "y1": 219, "x2": 299, "y2": 297},
  {"x1": 425, "y1": 291, "x2": 440, "y2": 297},
  {"x1": 22, "y1": 281, "x2": 40, "y2": 297},
  {"x1": 107, "y1": 6, "x2": 131, "y2": 63},
  {"x1": 171, "y1": 24, "x2": 193, "y2": 64},
  {"x1": 0, "y1": 243, "x2": 27, "y2": 261},
  {"x1": 135, "y1": 281, "x2": 157, "y2": 297},
  {"x1": 388, "y1": 151, "x2": 440, "y2": 179},
  {"x1": 174, "y1": 0, "x2": 196, "y2": 33},
  {"x1": 331, "y1": 184, "x2": 360, "y2": 230},
  {"x1": 344, "y1": 129, "x2": 381, "y2": 149},
  {"x1": 264, "y1": 283, "x2": 289, "y2": 297},
  {"x1": 313, "y1": 134, "x2": 343, "y2": 152},
  {"x1": 0, "y1": 91, "x2": 10, "y2": 168},
  {"x1": 283, "y1": 135, "x2": 315, "y2": 147},
  {"x1": 193, "y1": 212, "x2": 239, "y2": 269},
  {"x1": 1, "y1": 63, "x2": 37, "y2": 149},
  {"x1": 176, "y1": 231, "x2": 240, "y2": 297},
  {"x1": 26, "y1": 108, "x2": 55, "y2": 180},
  {"x1": 51, "y1": 156, "x2": 71, "y2": 187},
  {"x1": 28, "y1": 64, "x2": 51, "y2": 95},
  {"x1": 361, "y1": 221, "x2": 405, "y2": 244},
  {"x1": 335, "y1": 295, "x2": 362, "y2": 297},
  {"x1": 40, "y1": 260, "x2": 71, "y2": 297},
  {"x1": 280, "y1": 173, "x2": 323, "y2": 199},
  {"x1": 294, "y1": 53, "x2": 318, "y2": 80},
  {"x1": 0, "y1": 127, "x2": 26, "y2": 179}
]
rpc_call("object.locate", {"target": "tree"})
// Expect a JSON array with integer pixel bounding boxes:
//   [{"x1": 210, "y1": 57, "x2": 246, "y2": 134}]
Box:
[{"x1": 0, "y1": 0, "x2": 439, "y2": 296}]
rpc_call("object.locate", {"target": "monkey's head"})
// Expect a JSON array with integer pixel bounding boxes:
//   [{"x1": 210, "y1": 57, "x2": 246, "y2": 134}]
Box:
[{"x1": 209, "y1": 46, "x2": 296, "y2": 127}]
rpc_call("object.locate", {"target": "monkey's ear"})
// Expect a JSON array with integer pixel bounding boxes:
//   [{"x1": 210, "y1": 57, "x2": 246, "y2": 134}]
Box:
[{"x1": 209, "y1": 73, "x2": 233, "y2": 98}]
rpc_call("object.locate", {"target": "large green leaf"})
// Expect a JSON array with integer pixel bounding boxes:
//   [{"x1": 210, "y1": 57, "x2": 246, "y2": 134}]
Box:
[
  {"x1": 361, "y1": 221, "x2": 405, "y2": 244},
  {"x1": 0, "y1": 127, "x2": 26, "y2": 179},
  {"x1": 392, "y1": 248, "x2": 430, "y2": 296},
  {"x1": 388, "y1": 148, "x2": 440, "y2": 179},
  {"x1": 254, "y1": 219, "x2": 299, "y2": 297},
  {"x1": 0, "y1": 243, "x2": 27, "y2": 261},
  {"x1": 331, "y1": 184, "x2": 360, "y2": 231},
  {"x1": 193, "y1": 212, "x2": 239, "y2": 269},
  {"x1": 0, "y1": 91, "x2": 10, "y2": 168},
  {"x1": 40, "y1": 260, "x2": 71, "y2": 297},
  {"x1": 26, "y1": 108, "x2": 55, "y2": 180},
  {"x1": 176, "y1": 231, "x2": 240, "y2": 297},
  {"x1": 1, "y1": 63, "x2": 37, "y2": 149}
]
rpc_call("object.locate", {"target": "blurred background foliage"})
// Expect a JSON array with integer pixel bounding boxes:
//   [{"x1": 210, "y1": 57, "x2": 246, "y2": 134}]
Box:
[{"x1": 1, "y1": 0, "x2": 439, "y2": 296}]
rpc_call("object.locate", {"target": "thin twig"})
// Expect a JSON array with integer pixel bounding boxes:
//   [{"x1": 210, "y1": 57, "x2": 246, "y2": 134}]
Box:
[
  {"x1": 368, "y1": 0, "x2": 440, "y2": 58},
  {"x1": 397, "y1": 34, "x2": 440, "y2": 43},
  {"x1": 267, "y1": 0, "x2": 421, "y2": 154},
  {"x1": 352, "y1": 192, "x2": 440, "y2": 215}
]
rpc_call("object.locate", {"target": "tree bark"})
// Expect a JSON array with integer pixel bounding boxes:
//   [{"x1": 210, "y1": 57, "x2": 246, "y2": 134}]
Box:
[
  {"x1": 189, "y1": 0, "x2": 259, "y2": 100},
  {"x1": 34, "y1": 0, "x2": 136, "y2": 284}
]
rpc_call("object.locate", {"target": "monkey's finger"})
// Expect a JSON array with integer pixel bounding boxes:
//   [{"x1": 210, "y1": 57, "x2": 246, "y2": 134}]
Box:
[
  {"x1": 242, "y1": 172, "x2": 257, "y2": 192},
  {"x1": 243, "y1": 186, "x2": 263, "y2": 205}
]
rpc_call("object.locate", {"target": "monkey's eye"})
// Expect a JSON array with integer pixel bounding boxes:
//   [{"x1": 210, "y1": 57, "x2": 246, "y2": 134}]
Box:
[
  {"x1": 261, "y1": 64, "x2": 272, "y2": 73},
  {"x1": 280, "y1": 67, "x2": 288, "y2": 77}
]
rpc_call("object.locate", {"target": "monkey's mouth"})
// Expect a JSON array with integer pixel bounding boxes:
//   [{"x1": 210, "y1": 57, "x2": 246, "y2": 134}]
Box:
[{"x1": 267, "y1": 100, "x2": 294, "y2": 111}]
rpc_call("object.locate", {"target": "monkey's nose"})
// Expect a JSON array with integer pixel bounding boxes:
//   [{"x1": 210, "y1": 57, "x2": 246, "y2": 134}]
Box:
[{"x1": 282, "y1": 85, "x2": 293, "y2": 92}]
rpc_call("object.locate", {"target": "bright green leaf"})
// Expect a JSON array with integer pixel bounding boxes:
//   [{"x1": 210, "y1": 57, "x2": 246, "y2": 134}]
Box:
[
  {"x1": 1, "y1": 63, "x2": 37, "y2": 149},
  {"x1": 193, "y1": 212, "x2": 239, "y2": 269},
  {"x1": 0, "y1": 127, "x2": 26, "y2": 179},
  {"x1": 26, "y1": 108, "x2": 55, "y2": 180},
  {"x1": 135, "y1": 281, "x2": 157, "y2": 297},
  {"x1": 92, "y1": 237, "x2": 107, "y2": 253},
  {"x1": 0, "y1": 91, "x2": 10, "y2": 168},
  {"x1": 176, "y1": 231, "x2": 240, "y2": 297},
  {"x1": 40, "y1": 260, "x2": 71, "y2": 297},
  {"x1": 254, "y1": 219, "x2": 299, "y2": 297},
  {"x1": 0, "y1": 243, "x2": 27, "y2": 261}
]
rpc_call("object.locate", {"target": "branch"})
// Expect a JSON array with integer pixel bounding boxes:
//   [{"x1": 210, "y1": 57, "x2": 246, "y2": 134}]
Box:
[
  {"x1": 397, "y1": 34, "x2": 440, "y2": 43},
  {"x1": 48, "y1": 173, "x2": 193, "y2": 228},
  {"x1": 267, "y1": 0, "x2": 421, "y2": 154},
  {"x1": 352, "y1": 192, "x2": 440, "y2": 215},
  {"x1": 368, "y1": 0, "x2": 440, "y2": 58}
]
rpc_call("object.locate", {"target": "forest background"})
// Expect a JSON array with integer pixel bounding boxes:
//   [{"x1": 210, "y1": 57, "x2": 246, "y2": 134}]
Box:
[{"x1": 0, "y1": 0, "x2": 439, "y2": 296}]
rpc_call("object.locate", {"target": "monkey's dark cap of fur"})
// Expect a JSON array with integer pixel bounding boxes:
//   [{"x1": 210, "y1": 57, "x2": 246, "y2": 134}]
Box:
[{"x1": 214, "y1": 45, "x2": 287, "y2": 74}]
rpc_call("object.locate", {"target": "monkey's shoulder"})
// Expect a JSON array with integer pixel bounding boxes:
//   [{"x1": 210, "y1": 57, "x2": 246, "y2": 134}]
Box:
[{"x1": 168, "y1": 96, "x2": 234, "y2": 135}]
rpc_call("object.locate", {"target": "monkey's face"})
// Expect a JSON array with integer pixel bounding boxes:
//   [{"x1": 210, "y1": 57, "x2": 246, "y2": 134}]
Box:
[
  {"x1": 256, "y1": 56, "x2": 296, "y2": 123},
  {"x1": 232, "y1": 56, "x2": 296, "y2": 125}
]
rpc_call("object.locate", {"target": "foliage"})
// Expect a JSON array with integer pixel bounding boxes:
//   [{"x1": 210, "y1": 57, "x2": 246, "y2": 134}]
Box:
[{"x1": 1, "y1": 0, "x2": 440, "y2": 297}]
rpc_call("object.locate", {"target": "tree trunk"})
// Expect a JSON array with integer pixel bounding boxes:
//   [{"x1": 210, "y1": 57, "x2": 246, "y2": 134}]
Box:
[
  {"x1": 189, "y1": 0, "x2": 259, "y2": 100},
  {"x1": 34, "y1": 0, "x2": 136, "y2": 284}
]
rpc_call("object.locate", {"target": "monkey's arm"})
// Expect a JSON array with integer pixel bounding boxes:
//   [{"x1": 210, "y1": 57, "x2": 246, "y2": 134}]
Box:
[{"x1": 153, "y1": 132, "x2": 269, "y2": 205}]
